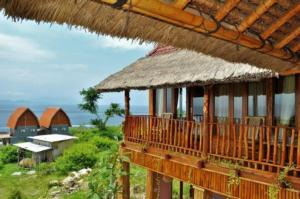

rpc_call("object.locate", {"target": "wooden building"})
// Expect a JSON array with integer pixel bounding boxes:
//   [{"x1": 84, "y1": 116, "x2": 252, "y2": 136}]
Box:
[
  {"x1": 96, "y1": 45, "x2": 300, "y2": 199},
  {"x1": 39, "y1": 107, "x2": 71, "y2": 135},
  {"x1": 7, "y1": 107, "x2": 39, "y2": 144}
]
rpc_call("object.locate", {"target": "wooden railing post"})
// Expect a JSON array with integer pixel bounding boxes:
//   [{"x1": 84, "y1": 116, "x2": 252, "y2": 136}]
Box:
[{"x1": 203, "y1": 86, "x2": 209, "y2": 155}]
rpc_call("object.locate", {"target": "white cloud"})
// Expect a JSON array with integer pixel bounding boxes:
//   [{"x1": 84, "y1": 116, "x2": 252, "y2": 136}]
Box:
[
  {"x1": 99, "y1": 36, "x2": 153, "y2": 50},
  {"x1": 0, "y1": 33, "x2": 55, "y2": 62}
]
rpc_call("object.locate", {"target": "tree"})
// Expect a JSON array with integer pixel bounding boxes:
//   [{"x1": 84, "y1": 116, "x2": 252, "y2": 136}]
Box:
[{"x1": 79, "y1": 87, "x2": 125, "y2": 130}]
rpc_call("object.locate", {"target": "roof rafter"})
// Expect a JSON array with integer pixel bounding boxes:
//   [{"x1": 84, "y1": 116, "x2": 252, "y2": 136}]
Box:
[
  {"x1": 215, "y1": 0, "x2": 241, "y2": 21},
  {"x1": 172, "y1": 0, "x2": 190, "y2": 9},
  {"x1": 292, "y1": 42, "x2": 300, "y2": 53},
  {"x1": 238, "y1": 0, "x2": 276, "y2": 32},
  {"x1": 261, "y1": 3, "x2": 300, "y2": 39},
  {"x1": 275, "y1": 26, "x2": 300, "y2": 49}
]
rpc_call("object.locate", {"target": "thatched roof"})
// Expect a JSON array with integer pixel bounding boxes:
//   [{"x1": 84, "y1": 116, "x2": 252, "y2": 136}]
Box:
[
  {"x1": 95, "y1": 46, "x2": 277, "y2": 92},
  {"x1": 0, "y1": 0, "x2": 298, "y2": 72}
]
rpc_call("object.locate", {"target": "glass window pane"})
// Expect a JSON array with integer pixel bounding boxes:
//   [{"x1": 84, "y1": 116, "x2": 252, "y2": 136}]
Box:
[
  {"x1": 214, "y1": 84, "x2": 229, "y2": 121},
  {"x1": 166, "y1": 88, "x2": 172, "y2": 113},
  {"x1": 234, "y1": 84, "x2": 243, "y2": 120},
  {"x1": 155, "y1": 89, "x2": 164, "y2": 116},
  {"x1": 274, "y1": 75, "x2": 295, "y2": 126},
  {"x1": 248, "y1": 82, "x2": 266, "y2": 117}
]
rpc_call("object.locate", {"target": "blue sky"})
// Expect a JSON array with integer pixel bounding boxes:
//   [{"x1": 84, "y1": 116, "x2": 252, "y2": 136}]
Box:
[{"x1": 0, "y1": 12, "x2": 153, "y2": 106}]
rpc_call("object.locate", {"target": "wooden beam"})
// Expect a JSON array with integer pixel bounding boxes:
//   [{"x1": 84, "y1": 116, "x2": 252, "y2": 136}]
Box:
[
  {"x1": 275, "y1": 26, "x2": 300, "y2": 48},
  {"x1": 125, "y1": 90, "x2": 130, "y2": 116},
  {"x1": 266, "y1": 78, "x2": 274, "y2": 126},
  {"x1": 238, "y1": 0, "x2": 276, "y2": 32},
  {"x1": 215, "y1": 0, "x2": 241, "y2": 21},
  {"x1": 261, "y1": 4, "x2": 300, "y2": 39},
  {"x1": 292, "y1": 42, "x2": 300, "y2": 52},
  {"x1": 98, "y1": 0, "x2": 299, "y2": 67},
  {"x1": 172, "y1": 0, "x2": 190, "y2": 9}
]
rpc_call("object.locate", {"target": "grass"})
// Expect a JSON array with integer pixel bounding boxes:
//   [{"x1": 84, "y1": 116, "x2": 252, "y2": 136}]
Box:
[{"x1": 0, "y1": 164, "x2": 66, "y2": 199}]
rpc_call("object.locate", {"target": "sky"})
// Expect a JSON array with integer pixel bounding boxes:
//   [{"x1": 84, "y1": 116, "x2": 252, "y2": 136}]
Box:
[{"x1": 0, "y1": 12, "x2": 153, "y2": 106}]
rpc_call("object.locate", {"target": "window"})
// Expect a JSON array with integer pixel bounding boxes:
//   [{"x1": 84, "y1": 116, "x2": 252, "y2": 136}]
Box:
[
  {"x1": 274, "y1": 75, "x2": 295, "y2": 127},
  {"x1": 155, "y1": 89, "x2": 164, "y2": 116},
  {"x1": 166, "y1": 88, "x2": 173, "y2": 113},
  {"x1": 214, "y1": 84, "x2": 229, "y2": 122},
  {"x1": 234, "y1": 84, "x2": 243, "y2": 123},
  {"x1": 192, "y1": 87, "x2": 204, "y2": 122},
  {"x1": 248, "y1": 81, "x2": 266, "y2": 117}
]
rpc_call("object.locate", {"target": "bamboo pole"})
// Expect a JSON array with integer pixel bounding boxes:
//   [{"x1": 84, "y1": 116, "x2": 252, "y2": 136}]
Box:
[
  {"x1": 215, "y1": 0, "x2": 241, "y2": 21},
  {"x1": 238, "y1": 0, "x2": 276, "y2": 32},
  {"x1": 275, "y1": 26, "x2": 300, "y2": 49},
  {"x1": 96, "y1": 0, "x2": 299, "y2": 65},
  {"x1": 261, "y1": 3, "x2": 300, "y2": 39}
]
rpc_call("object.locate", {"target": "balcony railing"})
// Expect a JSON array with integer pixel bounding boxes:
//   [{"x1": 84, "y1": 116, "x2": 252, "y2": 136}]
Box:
[{"x1": 124, "y1": 115, "x2": 300, "y2": 176}]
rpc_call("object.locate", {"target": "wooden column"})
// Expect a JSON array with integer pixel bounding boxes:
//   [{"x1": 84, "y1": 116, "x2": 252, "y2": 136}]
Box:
[
  {"x1": 118, "y1": 90, "x2": 130, "y2": 199},
  {"x1": 209, "y1": 86, "x2": 215, "y2": 123},
  {"x1": 229, "y1": 84, "x2": 234, "y2": 124},
  {"x1": 179, "y1": 181, "x2": 183, "y2": 199},
  {"x1": 149, "y1": 89, "x2": 156, "y2": 116},
  {"x1": 186, "y1": 87, "x2": 193, "y2": 120},
  {"x1": 203, "y1": 86, "x2": 209, "y2": 155},
  {"x1": 296, "y1": 75, "x2": 300, "y2": 128},
  {"x1": 266, "y1": 79, "x2": 274, "y2": 126},
  {"x1": 146, "y1": 171, "x2": 172, "y2": 199},
  {"x1": 125, "y1": 90, "x2": 130, "y2": 116},
  {"x1": 163, "y1": 88, "x2": 167, "y2": 113},
  {"x1": 242, "y1": 83, "x2": 248, "y2": 123},
  {"x1": 172, "y1": 88, "x2": 179, "y2": 118}
]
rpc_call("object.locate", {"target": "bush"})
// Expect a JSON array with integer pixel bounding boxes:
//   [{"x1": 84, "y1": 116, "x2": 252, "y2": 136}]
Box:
[
  {"x1": 0, "y1": 145, "x2": 18, "y2": 164},
  {"x1": 55, "y1": 143, "x2": 98, "y2": 174},
  {"x1": 91, "y1": 137, "x2": 117, "y2": 151},
  {"x1": 8, "y1": 189, "x2": 26, "y2": 199},
  {"x1": 37, "y1": 162, "x2": 56, "y2": 176},
  {"x1": 0, "y1": 160, "x2": 3, "y2": 170}
]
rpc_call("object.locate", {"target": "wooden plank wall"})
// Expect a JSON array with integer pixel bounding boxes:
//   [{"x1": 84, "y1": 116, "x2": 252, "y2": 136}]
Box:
[{"x1": 127, "y1": 149, "x2": 300, "y2": 199}]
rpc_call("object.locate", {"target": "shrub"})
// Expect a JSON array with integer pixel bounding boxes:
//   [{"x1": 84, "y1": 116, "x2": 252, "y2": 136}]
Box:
[
  {"x1": 36, "y1": 162, "x2": 56, "y2": 176},
  {"x1": 0, "y1": 145, "x2": 18, "y2": 164},
  {"x1": 8, "y1": 189, "x2": 26, "y2": 199},
  {"x1": 55, "y1": 143, "x2": 98, "y2": 174},
  {"x1": 91, "y1": 137, "x2": 117, "y2": 151},
  {"x1": 0, "y1": 160, "x2": 3, "y2": 170}
]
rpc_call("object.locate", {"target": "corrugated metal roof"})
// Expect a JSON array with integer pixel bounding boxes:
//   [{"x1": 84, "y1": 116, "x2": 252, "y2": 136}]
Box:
[
  {"x1": 29, "y1": 134, "x2": 76, "y2": 143},
  {"x1": 14, "y1": 142, "x2": 52, "y2": 153}
]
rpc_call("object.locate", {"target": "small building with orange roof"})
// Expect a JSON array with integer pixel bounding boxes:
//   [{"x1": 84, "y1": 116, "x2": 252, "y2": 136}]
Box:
[
  {"x1": 39, "y1": 107, "x2": 71, "y2": 135},
  {"x1": 7, "y1": 107, "x2": 39, "y2": 143}
]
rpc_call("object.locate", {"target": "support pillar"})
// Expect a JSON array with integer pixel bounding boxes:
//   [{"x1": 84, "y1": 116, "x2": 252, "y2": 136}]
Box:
[
  {"x1": 118, "y1": 90, "x2": 130, "y2": 199},
  {"x1": 146, "y1": 171, "x2": 172, "y2": 199},
  {"x1": 296, "y1": 75, "x2": 300, "y2": 129},
  {"x1": 266, "y1": 78, "x2": 274, "y2": 126},
  {"x1": 203, "y1": 86, "x2": 209, "y2": 155}
]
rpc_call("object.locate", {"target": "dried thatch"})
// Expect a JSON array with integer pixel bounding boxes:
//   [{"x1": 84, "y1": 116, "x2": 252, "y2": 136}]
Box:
[
  {"x1": 95, "y1": 49, "x2": 277, "y2": 92},
  {"x1": 0, "y1": 0, "x2": 295, "y2": 72}
]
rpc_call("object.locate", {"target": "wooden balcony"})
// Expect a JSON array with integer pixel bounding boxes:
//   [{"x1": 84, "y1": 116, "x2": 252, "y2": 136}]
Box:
[{"x1": 124, "y1": 115, "x2": 300, "y2": 178}]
